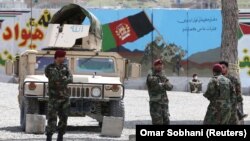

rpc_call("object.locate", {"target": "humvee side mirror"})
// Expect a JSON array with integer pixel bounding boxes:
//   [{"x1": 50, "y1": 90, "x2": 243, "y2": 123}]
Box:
[
  {"x1": 5, "y1": 60, "x2": 13, "y2": 75},
  {"x1": 130, "y1": 63, "x2": 141, "y2": 78}
]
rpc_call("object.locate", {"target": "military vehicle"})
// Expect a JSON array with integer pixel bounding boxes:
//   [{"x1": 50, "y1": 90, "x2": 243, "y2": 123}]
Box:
[{"x1": 5, "y1": 4, "x2": 141, "y2": 132}]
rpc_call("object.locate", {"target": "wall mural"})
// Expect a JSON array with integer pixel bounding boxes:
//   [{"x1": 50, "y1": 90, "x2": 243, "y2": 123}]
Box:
[
  {"x1": 0, "y1": 8, "x2": 249, "y2": 88},
  {"x1": 94, "y1": 9, "x2": 222, "y2": 77},
  {"x1": 0, "y1": 9, "x2": 53, "y2": 73},
  {"x1": 238, "y1": 10, "x2": 250, "y2": 87}
]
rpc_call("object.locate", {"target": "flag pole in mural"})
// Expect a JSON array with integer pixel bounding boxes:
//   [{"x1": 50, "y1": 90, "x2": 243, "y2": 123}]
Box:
[
  {"x1": 102, "y1": 11, "x2": 154, "y2": 51},
  {"x1": 142, "y1": 9, "x2": 168, "y2": 46}
]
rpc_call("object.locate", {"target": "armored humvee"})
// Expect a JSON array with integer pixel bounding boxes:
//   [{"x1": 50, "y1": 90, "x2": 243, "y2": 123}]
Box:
[{"x1": 5, "y1": 4, "x2": 141, "y2": 132}]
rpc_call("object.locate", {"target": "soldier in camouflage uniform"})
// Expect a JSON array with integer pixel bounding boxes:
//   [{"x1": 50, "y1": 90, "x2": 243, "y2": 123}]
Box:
[
  {"x1": 45, "y1": 50, "x2": 73, "y2": 141},
  {"x1": 189, "y1": 74, "x2": 202, "y2": 93},
  {"x1": 203, "y1": 64, "x2": 235, "y2": 124},
  {"x1": 147, "y1": 59, "x2": 173, "y2": 125},
  {"x1": 219, "y1": 61, "x2": 248, "y2": 124}
]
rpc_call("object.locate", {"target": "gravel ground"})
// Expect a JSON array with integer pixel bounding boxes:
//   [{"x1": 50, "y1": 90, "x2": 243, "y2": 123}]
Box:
[{"x1": 0, "y1": 82, "x2": 250, "y2": 141}]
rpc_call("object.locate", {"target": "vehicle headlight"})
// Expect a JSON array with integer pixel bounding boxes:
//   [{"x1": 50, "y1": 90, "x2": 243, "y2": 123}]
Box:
[
  {"x1": 105, "y1": 85, "x2": 120, "y2": 92},
  {"x1": 111, "y1": 84, "x2": 119, "y2": 92},
  {"x1": 28, "y1": 82, "x2": 37, "y2": 90},
  {"x1": 91, "y1": 87, "x2": 101, "y2": 97}
]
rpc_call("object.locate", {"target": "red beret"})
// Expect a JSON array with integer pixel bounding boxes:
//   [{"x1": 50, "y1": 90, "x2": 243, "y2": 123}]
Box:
[
  {"x1": 54, "y1": 50, "x2": 66, "y2": 58},
  {"x1": 213, "y1": 64, "x2": 222, "y2": 72},
  {"x1": 154, "y1": 59, "x2": 163, "y2": 66}
]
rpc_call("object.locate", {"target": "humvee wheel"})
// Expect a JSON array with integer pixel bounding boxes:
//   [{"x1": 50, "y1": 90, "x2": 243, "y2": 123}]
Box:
[
  {"x1": 20, "y1": 99, "x2": 27, "y2": 131},
  {"x1": 20, "y1": 97, "x2": 39, "y2": 131},
  {"x1": 109, "y1": 100, "x2": 125, "y2": 118},
  {"x1": 98, "y1": 122, "x2": 102, "y2": 128},
  {"x1": 98, "y1": 100, "x2": 124, "y2": 128}
]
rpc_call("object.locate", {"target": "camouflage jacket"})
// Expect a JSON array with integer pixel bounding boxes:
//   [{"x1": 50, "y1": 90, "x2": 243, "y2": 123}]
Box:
[
  {"x1": 226, "y1": 74, "x2": 243, "y2": 103},
  {"x1": 45, "y1": 62, "x2": 73, "y2": 97},
  {"x1": 147, "y1": 70, "x2": 173, "y2": 102},
  {"x1": 204, "y1": 74, "x2": 235, "y2": 103}
]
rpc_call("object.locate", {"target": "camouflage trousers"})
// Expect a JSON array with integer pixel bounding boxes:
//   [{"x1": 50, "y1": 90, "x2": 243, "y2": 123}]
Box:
[
  {"x1": 228, "y1": 103, "x2": 240, "y2": 125},
  {"x1": 149, "y1": 101, "x2": 170, "y2": 125},
  {"x1": 46, "y1": 97, "x2": 70, "y2": 135},
  {"x1": 204, "y1": 101, "x2": 231, "y2": 125}
]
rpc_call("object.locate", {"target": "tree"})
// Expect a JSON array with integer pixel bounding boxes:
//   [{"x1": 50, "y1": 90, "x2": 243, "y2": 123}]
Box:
[
  {"x1": 221, "y1": 0, "x2": 245, "y2": 125},
  {"x1": 221, "y1": 0, "x2": 239, "y2": 77}
]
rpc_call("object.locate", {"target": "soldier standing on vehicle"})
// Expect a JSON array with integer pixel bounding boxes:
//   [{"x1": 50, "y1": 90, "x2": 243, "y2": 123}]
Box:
[
  {"x1": 203, "y1": 64, "x2": 235, "y2": 124},
  {"x1": 45, "y1": 50, "x2": 73, "y2": 141},
  {"x1": 219, "y1": 61, "x2": 248, "y2": 124},
  {"x1": 147, "y1": 59, "x2": 173, "y2": 125}
]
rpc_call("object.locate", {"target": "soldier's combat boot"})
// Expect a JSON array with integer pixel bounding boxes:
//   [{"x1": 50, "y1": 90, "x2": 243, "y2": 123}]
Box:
[
  {"x1": 57, "y1": 133, "x2": 63, "y2": 141},
  {"x1": 239, "y1": 114, "x2": 248, "y2": 120},
  {"x1": 237, "y1": 108, "x2": 248, "y2": 120},
  {"x1": 46, "y1": 134, "x2": 52, "y2": 141}
]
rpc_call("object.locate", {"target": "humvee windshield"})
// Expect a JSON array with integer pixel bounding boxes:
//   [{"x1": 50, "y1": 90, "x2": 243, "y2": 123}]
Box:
[
  {"x1": 75, "y1": 58, "x2": 115, "y2": 73},
  {"x1": 35, "y1": 56, "x2": 69, "y2": 73},
  {"x1": 34, "y1": 56, "x2": 115, "y2": 74}
]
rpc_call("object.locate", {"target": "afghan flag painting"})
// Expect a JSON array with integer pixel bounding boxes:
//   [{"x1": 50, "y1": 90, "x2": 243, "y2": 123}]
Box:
[
  {"x1": 102, "y1": 11, "x2": 154, "y2": 51},
  {"x1": 238, "y1": 23, "x2": 250, "y2": 40}
]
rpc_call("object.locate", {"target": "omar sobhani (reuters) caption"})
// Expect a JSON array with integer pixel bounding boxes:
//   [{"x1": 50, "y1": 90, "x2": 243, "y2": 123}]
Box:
[{"x1": 136, "y1": 125, "x2": 250, "y2": 141}]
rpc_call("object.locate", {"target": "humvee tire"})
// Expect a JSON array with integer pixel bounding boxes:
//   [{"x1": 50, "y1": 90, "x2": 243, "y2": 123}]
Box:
[
  {"x1": 20, "y1": 97, "x2": 39, "y2": 131},
  {"x1": 98, "y1": 100, "x2": 125, "y2": 128},
  {"x1": 98, "y1": 122, "x2": 103, "y2": 128},
  {"x1": 109, "y1": 100, "x2": 125, "y2": 118}
]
